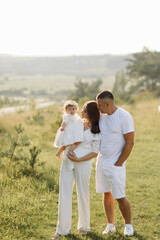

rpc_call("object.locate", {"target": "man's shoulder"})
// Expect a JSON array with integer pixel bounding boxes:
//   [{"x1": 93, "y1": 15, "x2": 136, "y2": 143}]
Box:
[
  {"x1": 118, "y1": 107, "x2": 132, "y2": 117},
  {"x1": 118, "y1": 108, "x2": 134, "y2": 127}
]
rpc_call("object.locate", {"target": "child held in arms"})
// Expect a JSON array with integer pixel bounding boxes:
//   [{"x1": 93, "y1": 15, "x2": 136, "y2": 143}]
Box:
[{"x1": 54, "y1": 100, "x2": 84, "y2": 168}]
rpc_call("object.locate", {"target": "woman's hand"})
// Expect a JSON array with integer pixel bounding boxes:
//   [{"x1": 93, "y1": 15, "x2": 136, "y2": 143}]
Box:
[{"x1": 67, "y1": 151, "x2": 80, "y2": 162}]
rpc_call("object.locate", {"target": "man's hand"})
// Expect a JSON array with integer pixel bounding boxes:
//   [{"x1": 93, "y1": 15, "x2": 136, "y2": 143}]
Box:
[{"x1": 114, "y1": 162, "x2": 122, "y2": 167}]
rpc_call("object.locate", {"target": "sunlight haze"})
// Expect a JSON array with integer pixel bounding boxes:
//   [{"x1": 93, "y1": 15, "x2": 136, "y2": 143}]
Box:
[{"x1": 0, "y1": 0, "x2": 159, "y2": 56}]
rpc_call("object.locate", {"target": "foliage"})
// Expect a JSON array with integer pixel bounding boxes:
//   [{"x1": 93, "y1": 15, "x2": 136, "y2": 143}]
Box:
[
  {"x1": 2, "y1": 124, "x2": 31, "y2": 163},
  {"x1": 69, "y1": 78, "x2": 103, "y2": 101},
  {"x1": 112, "y1": 70, "x2": 134, "y2": 103},
  {"x1": 0, "y1": 96, "x2": 21, "y2": 108},
  {"x1": 25, "y1": 111, "x2": 45, "y2": 126},
  {"x1": 78, "y1": 96, "x2": 90, "y2": 107},
  {"x1": 126, "y1": 47, "x2": 160, "y2": 92},
  {"x1": 0, "y1": 124, "x2": 43, "y2": 176},
  {"x1": 29, "y1": 146, "x2": 41, "y2": 169},
  {"x1": 113, "y1": 48, "x2": 160, "y2": 102}
]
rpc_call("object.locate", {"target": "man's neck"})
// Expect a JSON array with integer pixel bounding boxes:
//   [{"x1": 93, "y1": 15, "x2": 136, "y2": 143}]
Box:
[{"x1": 107, "y1": 105, "x2": 118, "y2": 115}]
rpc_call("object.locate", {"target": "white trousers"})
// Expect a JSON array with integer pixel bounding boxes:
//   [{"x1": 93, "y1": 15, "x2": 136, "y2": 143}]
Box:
[{"x1": 56, "y1": 159, "x2": 92, "y2": 235}]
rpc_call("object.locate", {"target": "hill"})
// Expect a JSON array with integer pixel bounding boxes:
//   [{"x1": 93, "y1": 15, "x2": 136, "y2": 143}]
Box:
[
  {"x1": 0, "y1": 54, "x2": 128, "y2": 76},
  {"x1": 0, "y1": 54, "x2": 129, "y2": 104}
]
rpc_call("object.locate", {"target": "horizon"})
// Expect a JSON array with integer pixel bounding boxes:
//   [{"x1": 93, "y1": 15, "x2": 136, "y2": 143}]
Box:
[{"x1": 0, "y1": 52, "x2": 131, "y2": 58}]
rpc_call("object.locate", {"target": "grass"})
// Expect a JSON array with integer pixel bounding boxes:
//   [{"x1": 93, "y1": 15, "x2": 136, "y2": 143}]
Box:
[
  {"x1": 0, "y1": 75, "x2": 114, "y2": 94},
  {"x1": 0, "y1": 98, "x2": 160, "y2": 239}
]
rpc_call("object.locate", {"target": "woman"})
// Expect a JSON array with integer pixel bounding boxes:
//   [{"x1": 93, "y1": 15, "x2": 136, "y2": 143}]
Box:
[{"x1": 52, "y1": 101, "x2": 101, "y2": 239}]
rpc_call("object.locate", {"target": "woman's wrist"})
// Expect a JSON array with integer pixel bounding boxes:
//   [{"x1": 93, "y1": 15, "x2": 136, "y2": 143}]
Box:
[{"x1": 76, "y1": 157, "x2": 81, "y2": 162}]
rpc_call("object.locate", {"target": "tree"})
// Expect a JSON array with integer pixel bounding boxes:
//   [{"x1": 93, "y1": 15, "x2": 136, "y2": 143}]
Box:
[
  {"x1": 113, "y1": 70, "x2": 129, "y2": 99},
  {"x1": 113, "y1": 48, "x2": 160, "y2": 102},
  {"x1": 126, "y1": 47, "x2": 160, "y2": 92},
  {"x1": 69, "y1": 78, "x2": 103, "y2": 101}
]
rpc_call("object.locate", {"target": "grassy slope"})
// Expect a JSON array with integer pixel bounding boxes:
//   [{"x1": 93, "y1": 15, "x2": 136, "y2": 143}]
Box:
[{"x1": 0, "y1": 98, "x2": 160, "y2": 240}]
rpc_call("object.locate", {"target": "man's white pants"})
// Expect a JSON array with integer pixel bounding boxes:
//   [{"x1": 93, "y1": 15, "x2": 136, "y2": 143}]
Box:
[{"x1": 56, "y1": 160, "x2": 92, "y2": 235}]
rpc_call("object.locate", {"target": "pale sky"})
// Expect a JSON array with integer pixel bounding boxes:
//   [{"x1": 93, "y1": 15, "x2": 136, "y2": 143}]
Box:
[{"x1": 0, "y1": 0, "x2": 159, "y2": 56}]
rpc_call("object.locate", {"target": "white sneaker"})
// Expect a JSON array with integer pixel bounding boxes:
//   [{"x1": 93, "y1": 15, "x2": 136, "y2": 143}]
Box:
[
  {"x1": 102, "y1": 223, "x2": 116, "y2": 234},
  {"x1": 124, "y1": 224, "x2": 134, "y2": 236}
]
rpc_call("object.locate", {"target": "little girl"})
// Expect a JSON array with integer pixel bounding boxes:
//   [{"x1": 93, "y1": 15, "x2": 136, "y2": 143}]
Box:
[{"x1": 54, "y1": 100, "x2": 84, "y2": 164}]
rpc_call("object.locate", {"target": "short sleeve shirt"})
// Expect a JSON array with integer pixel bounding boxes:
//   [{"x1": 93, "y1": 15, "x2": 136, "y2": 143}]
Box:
[{"x1": 99, "y1": 107, "x2": 134, "y2": 166}]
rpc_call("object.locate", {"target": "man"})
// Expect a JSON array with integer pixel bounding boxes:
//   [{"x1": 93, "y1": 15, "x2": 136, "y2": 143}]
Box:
[{"x1": 96, "y1": 90, "x2": 134, "y2": 236}]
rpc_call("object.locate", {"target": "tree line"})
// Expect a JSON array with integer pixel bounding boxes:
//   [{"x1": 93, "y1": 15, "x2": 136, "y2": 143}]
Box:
[{"x1": 70, "y1": 48, "x2": 160, "y2": 103}]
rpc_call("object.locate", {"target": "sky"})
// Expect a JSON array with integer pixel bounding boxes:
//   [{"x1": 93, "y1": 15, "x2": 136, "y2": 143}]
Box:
[{"x1": 0, "y1": 0, "x2": 160, "y2": 56}]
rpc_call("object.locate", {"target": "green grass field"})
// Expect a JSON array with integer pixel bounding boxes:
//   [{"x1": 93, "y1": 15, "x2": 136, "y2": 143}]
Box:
[{"x1": 0, "y1": 98, "x2": 160, "y2": 240}]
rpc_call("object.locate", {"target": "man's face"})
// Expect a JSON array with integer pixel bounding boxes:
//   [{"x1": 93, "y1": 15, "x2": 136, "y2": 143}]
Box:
[{"x1": 97, "y1": 99, "x2": 108, "y2": 113}]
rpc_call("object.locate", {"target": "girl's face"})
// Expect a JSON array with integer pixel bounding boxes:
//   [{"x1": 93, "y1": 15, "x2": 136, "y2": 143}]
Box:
[
  {"x1": 66, "y1": 106, "x2": 77, "y2": 115},
  {"x1": 81, "y1": 105, "x2": 88, "y2": 119}
]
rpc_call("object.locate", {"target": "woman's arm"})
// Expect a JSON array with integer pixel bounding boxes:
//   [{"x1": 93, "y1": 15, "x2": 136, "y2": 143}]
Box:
[
  {"x1": 67, "y1": 151, "x2": 98, "y2": 162},
  {"x1": 68, "y1": 142, "x2": 81, "y2": 153}
]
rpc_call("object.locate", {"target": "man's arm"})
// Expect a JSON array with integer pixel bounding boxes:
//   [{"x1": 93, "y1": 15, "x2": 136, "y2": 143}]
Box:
[{"x1": 114, "y1": 132, "x2": 134, "y2": 166}]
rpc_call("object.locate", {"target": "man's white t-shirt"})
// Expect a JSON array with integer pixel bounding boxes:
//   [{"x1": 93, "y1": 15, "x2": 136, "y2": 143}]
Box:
[{"x1": 98, "y1": 107, "x2": 134, "y2": 167}]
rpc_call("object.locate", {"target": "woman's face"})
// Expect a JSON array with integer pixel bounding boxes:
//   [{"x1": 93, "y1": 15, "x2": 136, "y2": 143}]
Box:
[{"x1": 81, "y1": 104, "x2": 88, "y2": 119}]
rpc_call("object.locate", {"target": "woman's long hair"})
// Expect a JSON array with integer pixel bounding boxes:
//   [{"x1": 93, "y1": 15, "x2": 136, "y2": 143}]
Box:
[{"x1": 86, "y1": 101, "x2": 100, "y2": 134}]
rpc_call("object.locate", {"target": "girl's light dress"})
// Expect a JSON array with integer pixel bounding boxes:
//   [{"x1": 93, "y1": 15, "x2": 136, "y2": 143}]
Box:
[{"x1": 54, "y1": 113, "x2": 84, "y2": 147}]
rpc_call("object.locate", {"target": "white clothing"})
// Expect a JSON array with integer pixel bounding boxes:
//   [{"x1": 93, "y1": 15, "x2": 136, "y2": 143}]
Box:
[
  {"x1": 57, "y1": 160, "x2": 92, "y2": 235},
  {"x1": 96, "y1": 159, "x2": 126, "y2": 199},
  {"x1": 56, "y1": 129, "x2": 101, "y2": 235},
  {"x1": 96, "y1": 107, "x2": 134, "y2": 198},
  {"x1": 54, "y1": 113, "x2": 84, "y2": 147},
  {"x1": 98, "y1": 107, "x2": 134, "y2": 166}
]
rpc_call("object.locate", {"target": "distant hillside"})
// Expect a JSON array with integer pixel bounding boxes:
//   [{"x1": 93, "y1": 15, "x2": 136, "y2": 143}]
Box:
[
  {"x1": 0, "y1": 54, "x2": 129, "y2": 77},
  {"x1": 0, "y1": 54, "x2": 130, "y2": 103}
]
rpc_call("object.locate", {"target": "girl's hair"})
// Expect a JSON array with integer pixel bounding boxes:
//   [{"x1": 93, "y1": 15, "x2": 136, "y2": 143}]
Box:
[
  {"x1": 63, "y1": 100, "x2": 79, "y2": 112},
  {"x1": 85, "y1": 101, "x2": 100, "y2": 134}
]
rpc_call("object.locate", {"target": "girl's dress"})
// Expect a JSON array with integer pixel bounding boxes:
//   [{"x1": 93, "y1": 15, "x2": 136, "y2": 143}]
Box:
[{"x1": 54, "y1": 113, "x2": 84, "y2": 147}]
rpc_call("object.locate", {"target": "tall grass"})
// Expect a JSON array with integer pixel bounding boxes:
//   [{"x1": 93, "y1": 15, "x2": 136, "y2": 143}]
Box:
[{"x1": 0, "y1": 99, "x2": 160, "y2": 239}]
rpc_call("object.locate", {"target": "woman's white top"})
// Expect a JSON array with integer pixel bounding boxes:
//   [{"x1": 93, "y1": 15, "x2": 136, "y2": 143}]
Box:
[
  {"x1": 63, "y1": 125, "x2": 101, "y2": 170},
  {"x1": 73, "y1": 128, "x2": 101, "y2": 158},
  {"x1": 54, "y1": 113, "x2": 84, "y2": 147}
]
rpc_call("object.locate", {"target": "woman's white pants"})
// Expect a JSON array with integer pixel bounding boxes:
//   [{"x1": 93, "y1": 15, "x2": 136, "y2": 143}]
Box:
[{"x1": 56, "y1": 160, "x2": 92, "y2": 235}]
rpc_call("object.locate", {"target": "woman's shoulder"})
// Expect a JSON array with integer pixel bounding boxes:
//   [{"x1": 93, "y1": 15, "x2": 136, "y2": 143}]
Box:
[{"x1": 88, "y1": 131, "x2": 101, "y2": 140}]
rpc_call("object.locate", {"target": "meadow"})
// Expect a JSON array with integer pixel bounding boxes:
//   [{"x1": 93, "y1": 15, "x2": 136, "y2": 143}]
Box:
[
  {"x1": 0, "y1": 54, "x2": 127, "y2": 104},
  {"x1": 0, "y1": 97, "x2": 160, "y2": 240}
]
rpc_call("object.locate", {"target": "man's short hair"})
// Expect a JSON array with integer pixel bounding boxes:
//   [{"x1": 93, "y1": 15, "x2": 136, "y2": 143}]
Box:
[{"x1": 96, "y1": 90, "x2": 114, "y2": 101}]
